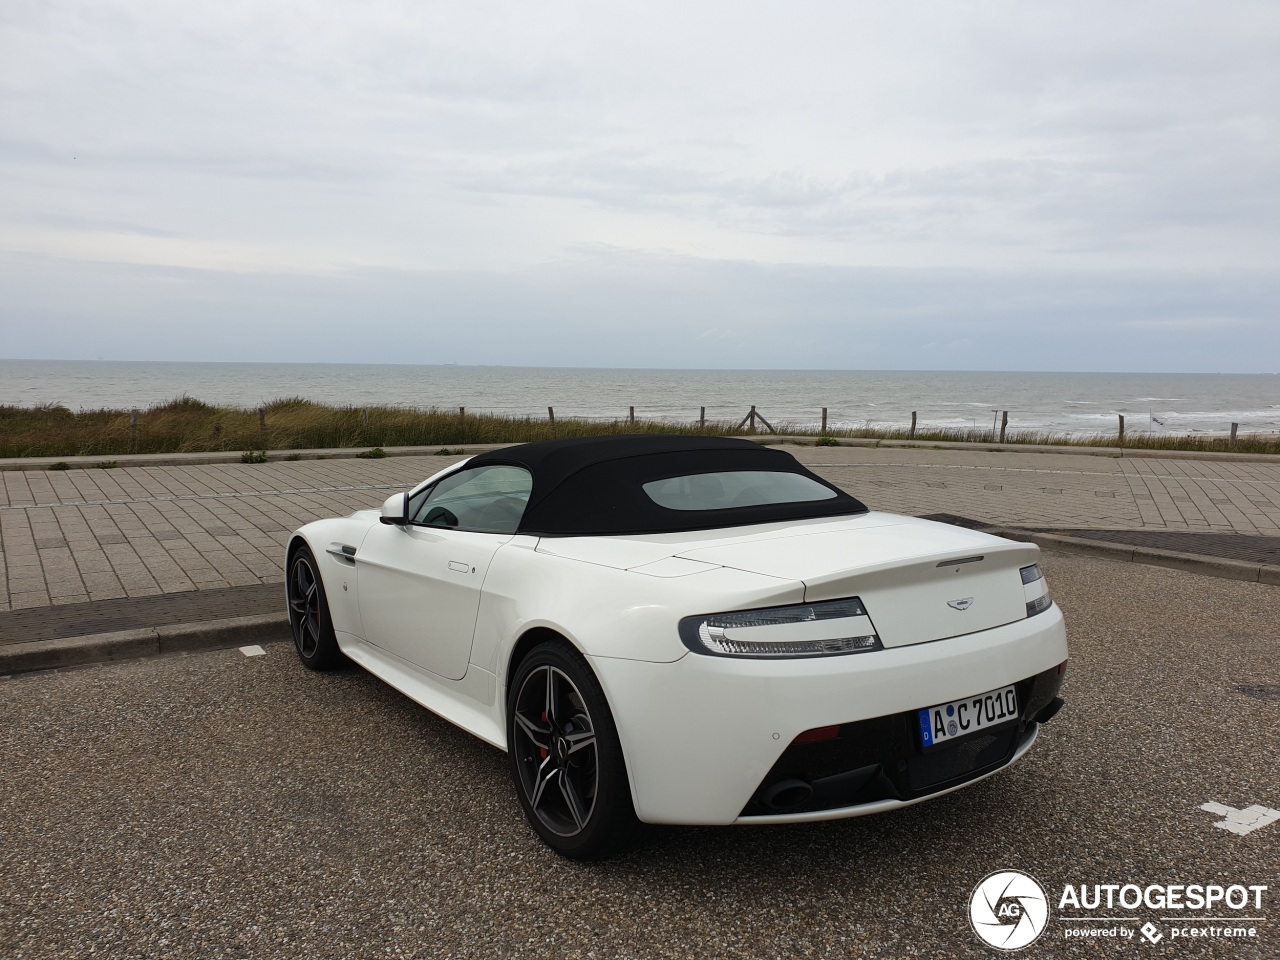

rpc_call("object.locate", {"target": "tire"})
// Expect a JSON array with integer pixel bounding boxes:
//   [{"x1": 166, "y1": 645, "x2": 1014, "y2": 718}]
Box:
[
  {"x1": 287, "y1": 545, "x2": 345, "y2": 671},
  {"x1": 507, "y1": 640, "x2": 639, "y2": 860}
]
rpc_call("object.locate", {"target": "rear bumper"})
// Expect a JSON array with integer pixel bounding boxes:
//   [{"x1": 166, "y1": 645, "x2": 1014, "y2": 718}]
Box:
[
  {"x1": 732, "y1": 725, "x2": 1041, "y2": 825},
  {"x1": 590, "y1": 605, "x2": 1067, "y2": 825},
  {"x1": 737, "y1": 665, "x2": 1062, "y2": 819}
]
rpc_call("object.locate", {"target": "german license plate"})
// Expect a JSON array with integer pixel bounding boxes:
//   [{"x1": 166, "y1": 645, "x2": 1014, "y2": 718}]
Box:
[{"x1": 918, "y1": 685, "x2": 1018, "y2": 748}]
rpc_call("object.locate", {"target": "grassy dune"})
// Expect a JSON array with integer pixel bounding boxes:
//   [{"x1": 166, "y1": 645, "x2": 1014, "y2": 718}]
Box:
[
  {"x1": 0, "y1": 397, "x2": 725, "y2": 458},
  {"x1": 2, "y1": 396, "x2": 1278, "y2": 459}
]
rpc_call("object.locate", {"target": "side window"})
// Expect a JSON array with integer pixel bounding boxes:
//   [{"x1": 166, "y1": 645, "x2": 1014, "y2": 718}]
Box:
[{"x1": 408, "y1": 465, "x2": 532, "y2": 534}]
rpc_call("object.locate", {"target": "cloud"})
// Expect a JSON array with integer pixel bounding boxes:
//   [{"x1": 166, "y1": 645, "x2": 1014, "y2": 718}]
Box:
[
  {"x1": 1, "y1": 0, "x2": 1278, "y2": 367},
  {"x1": 1124, "y1": 316, "x2": 1261, "y2": 331}
]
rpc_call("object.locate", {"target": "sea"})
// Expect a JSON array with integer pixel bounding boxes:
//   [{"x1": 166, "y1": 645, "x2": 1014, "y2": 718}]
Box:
[{"x1": 2, "y1": 360, "x2": 1278, "y2": 438}]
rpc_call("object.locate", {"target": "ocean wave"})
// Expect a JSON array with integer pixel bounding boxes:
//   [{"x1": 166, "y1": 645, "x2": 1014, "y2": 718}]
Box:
[
  {"x1": 1154, "y1": 410, "x2": 1280, "y2": 420},
  {"x1": 3, "y1": 362, "x2": 1275, "y2": 440}
]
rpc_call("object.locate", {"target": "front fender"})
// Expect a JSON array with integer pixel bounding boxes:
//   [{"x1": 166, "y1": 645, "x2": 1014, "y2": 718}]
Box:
[{"x1": 288, "y1": 514, "x2": 379, "y2": 639}]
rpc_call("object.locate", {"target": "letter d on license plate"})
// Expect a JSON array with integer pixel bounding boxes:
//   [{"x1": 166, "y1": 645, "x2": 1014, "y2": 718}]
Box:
[{"x1": 918, "y1": 684, "x2": 1018, "y2": 748}]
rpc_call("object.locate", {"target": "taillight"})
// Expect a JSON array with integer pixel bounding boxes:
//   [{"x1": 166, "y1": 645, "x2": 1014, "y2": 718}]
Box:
[{"x1": 679, "y1": 597, "x2": 882, "y2": 659}]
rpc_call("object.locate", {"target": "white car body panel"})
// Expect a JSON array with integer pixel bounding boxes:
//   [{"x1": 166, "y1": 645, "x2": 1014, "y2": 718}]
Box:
[
  {"x1": 472, "y1": 536, "x2": 805, "y2": 668},
  {"x1": 532, "y1": 513, "x2": 909, "y2": 570},
  {"x1": 674, "y1": 514, "x2": 1038, "y2": 646},
  {"x1": 339, "y1": 632, "x2": 505, "y2": 748},
  {"x1": 356, "y1": 524, "x2": 510, "y2": 680},
  {"x1": 298, "y1": 513, "x2": 376, "y2": 639}
]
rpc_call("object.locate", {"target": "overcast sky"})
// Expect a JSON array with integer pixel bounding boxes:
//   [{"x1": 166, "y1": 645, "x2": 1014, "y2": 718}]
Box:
[{"x1": 2, "y1": 1, "x2": 1278, "y2": 371}]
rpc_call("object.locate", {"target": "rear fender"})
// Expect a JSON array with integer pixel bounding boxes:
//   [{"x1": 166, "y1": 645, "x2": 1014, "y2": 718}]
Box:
[{"x1": 474, "y1": 538, "x2": 806, "y2": 679}]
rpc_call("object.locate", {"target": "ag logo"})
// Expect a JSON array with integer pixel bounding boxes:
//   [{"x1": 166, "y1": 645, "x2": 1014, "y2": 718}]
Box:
[{"x1": 969, "y1": 869, "x2": 1050, "y2": 951}]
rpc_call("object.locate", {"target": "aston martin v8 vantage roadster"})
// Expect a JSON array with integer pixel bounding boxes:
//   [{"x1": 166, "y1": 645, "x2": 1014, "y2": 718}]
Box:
[{"x1": 286, "y1": 436, "x2": 1067, "y2": 859}]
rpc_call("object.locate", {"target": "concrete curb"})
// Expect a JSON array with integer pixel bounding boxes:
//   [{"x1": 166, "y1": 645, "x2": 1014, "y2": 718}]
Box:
[
  {"x1": 0, "y1": 614, "x2": 291, "y2": 675},
  {"x1": 989, "y1": 527, "x2": 1280, "y2": 584}
]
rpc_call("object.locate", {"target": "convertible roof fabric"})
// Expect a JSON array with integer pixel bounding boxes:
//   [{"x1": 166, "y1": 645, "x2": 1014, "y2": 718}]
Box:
[{"x1": 466, "y1": 435, "x2": 868, "y2": 536}]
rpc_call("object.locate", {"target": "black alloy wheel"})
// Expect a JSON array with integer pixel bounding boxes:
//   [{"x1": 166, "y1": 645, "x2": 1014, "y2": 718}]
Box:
[
  {"x1": 287, "y1": 546, "x2": 344, "y2": 670},
  {"x1": 507, "y1": 641, "x2": 638, "y2": 859}
]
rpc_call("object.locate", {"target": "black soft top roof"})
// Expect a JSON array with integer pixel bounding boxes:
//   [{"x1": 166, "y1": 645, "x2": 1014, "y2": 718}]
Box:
[{"x1": 465, "y1": 435, "x2": 868, "y2": 536}]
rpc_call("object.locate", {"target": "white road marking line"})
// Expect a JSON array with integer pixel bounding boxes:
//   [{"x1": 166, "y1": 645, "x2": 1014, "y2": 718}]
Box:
[
  {"x1": 239, "y1": 645, "x2": 266, "y2": 657},
  {"x1": 1199, "y1": 801, "x2": 1280, "y2": 835}
]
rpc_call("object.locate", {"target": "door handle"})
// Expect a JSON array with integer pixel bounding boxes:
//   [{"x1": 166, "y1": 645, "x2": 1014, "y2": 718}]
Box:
[{"x1": 448, "y1": 561, "x2": 470, "y2": 573}]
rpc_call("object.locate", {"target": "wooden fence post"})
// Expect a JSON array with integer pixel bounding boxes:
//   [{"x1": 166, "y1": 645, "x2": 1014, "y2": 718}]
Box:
[
  {"x1": 1000, "y1": 411, "x2": 1008, "y2": 443},
  {"x1": 699, "y1": 406, "x2": 706, "y2": 429},
  {"x1": 629, "y1": 406, "x2": 635, "y2": 425},
  {"x1": 734, "y1": 406, "x2": 777, "y2": 435},
  {"x1": 1118, "y1": 414, "x2": 1125, "y2": 445},
  {"x1": 1230, "y1": 422, "x2": 1239, "y2": 446},
  {"x1": 258, "y1": 406, "x2": 265, "y2": 430},
  {"x1": 548, "y1": 406, "x2": 555, "y2": 425},
  {"x1": 361, "y1": 408, "x2": 369, "y2": 429},
  {"x1": 821, "y1": 407, "x2": 827, "y2": 433},
  {"x1": 459, "y1": 406, "x2": 465, "y2": 418},
  {"x1": 733, "y1": 406, "x2": 774, "y2": 435},
  {"x1": 459, "y1": 406, "x2": 466, "y2": 444},
  {"x1": 130, "y1": 408, "x2": 139, "y2": 452},
  {"x1": 909, "y1": 411, "x2": 917, "y2": 440}
]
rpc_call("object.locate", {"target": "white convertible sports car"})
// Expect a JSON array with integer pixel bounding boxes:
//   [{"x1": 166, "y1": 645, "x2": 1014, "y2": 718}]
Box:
[{"x1": 286, "y1": 436, "x2": 1067, "y2": 859}]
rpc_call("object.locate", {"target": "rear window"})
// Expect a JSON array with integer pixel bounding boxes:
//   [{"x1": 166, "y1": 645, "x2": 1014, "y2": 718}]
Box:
[{"x1": 642, "y1": 471, "x2": 838, "y2": 511}]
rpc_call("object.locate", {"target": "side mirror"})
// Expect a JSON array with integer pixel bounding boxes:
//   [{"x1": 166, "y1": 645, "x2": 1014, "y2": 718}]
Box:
[{"x1": 379, "y1": 492, "x2": 408, "y2": 525}]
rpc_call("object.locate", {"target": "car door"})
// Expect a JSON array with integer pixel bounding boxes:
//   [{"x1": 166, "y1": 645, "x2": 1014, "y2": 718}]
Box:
[{"x1": 355, "y1": 463, "x2": 532, "y2": 681}]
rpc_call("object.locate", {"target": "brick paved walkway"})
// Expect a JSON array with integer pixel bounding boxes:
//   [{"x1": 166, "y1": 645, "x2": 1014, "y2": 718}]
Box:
[
  {"x1": 0, "y1": 456, "x2": 464, "y2": 611},
  {"x1": 791, "y1": 447, "x2": 1280, "y2": 535},
  {"x1": 2, "y1": 445, "x2": 1278, "y2": 623}
]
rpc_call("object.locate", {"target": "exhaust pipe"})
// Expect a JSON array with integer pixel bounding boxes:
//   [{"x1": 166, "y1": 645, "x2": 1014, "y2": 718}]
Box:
[
  {"x1": 1034, "y1": 697, "x2": 1065, "y2": 725},
  {"x1": 759, "y1": 778, "x2": 813, "y2": 811}
]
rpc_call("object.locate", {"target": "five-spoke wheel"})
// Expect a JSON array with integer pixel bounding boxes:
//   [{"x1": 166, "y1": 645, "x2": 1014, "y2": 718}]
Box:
[
  {"x1": 507, "y1": 641, "x2": 638, "y2": 859},
  {"x1": 287, "y1": 546, "x2": 343, "y2": 670},
  {"x1": 512, "y1": 664, "x2": 600, "y2": 836}
]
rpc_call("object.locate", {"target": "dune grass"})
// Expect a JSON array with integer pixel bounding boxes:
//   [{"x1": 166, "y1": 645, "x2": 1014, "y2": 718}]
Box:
[
  {"x1": 1, "y1": 396, "x2": 1277, "y2": 459},
  {"x1": 0, "y1": 397, "x2": 732, "y2": 458}
]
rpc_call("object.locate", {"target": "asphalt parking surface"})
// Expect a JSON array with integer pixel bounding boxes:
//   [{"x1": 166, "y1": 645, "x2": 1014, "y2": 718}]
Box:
[{"x1": 1, "y1": 554, "x2": 1277, "y2": 959}]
